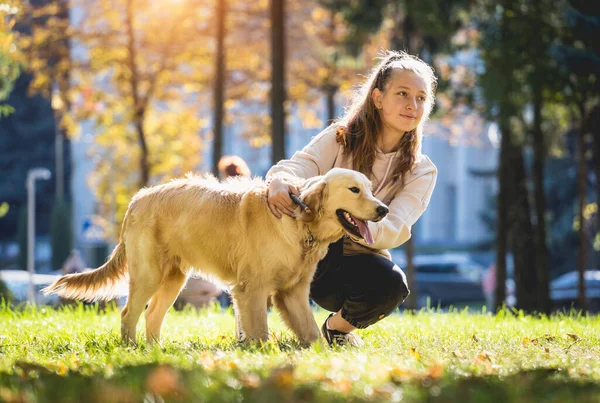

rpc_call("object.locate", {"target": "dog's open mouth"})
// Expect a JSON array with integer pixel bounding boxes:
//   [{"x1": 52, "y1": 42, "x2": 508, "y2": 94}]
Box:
[{"x1": 336, "y1": 209, "x2": 374, "y2": 245}]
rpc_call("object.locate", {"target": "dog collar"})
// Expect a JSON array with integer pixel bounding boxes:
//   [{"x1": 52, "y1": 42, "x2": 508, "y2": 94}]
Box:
[{"x1": 304, "y1": 231, "x2": 315, "y2": 247}]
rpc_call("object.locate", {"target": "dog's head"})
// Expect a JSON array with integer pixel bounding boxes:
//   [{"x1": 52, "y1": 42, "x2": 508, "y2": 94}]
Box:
[{"x1": 298, "y1": 168, "x2": 389, "y2": 245}]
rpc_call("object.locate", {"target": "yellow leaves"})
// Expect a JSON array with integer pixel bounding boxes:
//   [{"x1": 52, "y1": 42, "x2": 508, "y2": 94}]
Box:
[
  {"x1": 224, "y1": 99, "x2": 237, "y2": 110},
  {"x1": 316, "y1": 67, "x2": 331, "y2": 82},
  {"x1": 409, "y1": 346, "x2": 420, "y2": 361},
  {"x1": 57, "y1": 362, "x2": 68, "y2": 376},
  {"x1": 288, "y1": 82, "x2": 309, "y2": 99},
  {"x1": 583, "y1": 203, "x2": 597, "y2": 221},
  {"x1": 249, "y1": 135, "x2": 271, "y2": 148},
  {"x1": 31, "y1": 2, "x2": 59, "y2": 19},
  {"x1": 297, "y1": 108, "x2": 322, "y2": 129},
  {"x1": 0, "y1": 202, "x2": 9, "y2": 218},
  {"x1": 311, "y1": 7, "x2": 328, "y2": 23}
]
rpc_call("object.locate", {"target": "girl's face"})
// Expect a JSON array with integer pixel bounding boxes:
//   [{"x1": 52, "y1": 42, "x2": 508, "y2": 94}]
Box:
[{"x1": 371, "y1": 69, "x2": 428, "y2": 136}]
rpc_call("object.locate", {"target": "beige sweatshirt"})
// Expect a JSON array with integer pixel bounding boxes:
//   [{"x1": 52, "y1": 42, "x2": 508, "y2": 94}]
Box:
[{"x1": 266, "y1": 124, "x2": 438, "y2": 259}]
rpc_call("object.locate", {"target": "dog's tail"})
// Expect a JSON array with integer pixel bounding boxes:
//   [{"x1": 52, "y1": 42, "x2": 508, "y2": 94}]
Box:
[{"x1": 42, "y1": 242, "x2": 128, "y2": 302}]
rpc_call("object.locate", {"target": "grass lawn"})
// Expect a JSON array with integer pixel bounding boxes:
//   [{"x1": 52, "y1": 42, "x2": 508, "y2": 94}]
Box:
[{"x1": 1, "y1": 302, "x2": 600, "y2": 402}]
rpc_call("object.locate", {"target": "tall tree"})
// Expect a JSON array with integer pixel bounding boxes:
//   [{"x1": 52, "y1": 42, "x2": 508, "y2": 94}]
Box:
[
  {"x1": 526, "y1": 0, "x2": 559, "y2": 314},
  {"x1": 212, "y1": 0, "x2": 226, "y2": 176},
  {"x1": 477, "y1": 0, "x2": 535, "y2": 311},
  {"x1": 285, "y1": 1, "x2": 368, "y2": 131},
  {"x1": 553, "y1": 0, "x2": 600, "y2": 310},
  {"x1": 0, "y1": 0, "x2": 23, "y2": 116},
  {"x1": 271, "y1": 0, "x2": 285, "y2": 164},
  {"x1": 1, "y1": 0, "x2": 61, "y2": 244},
  {"x1": 19, "y1": 0, "x2": 214, "y2": 228}
]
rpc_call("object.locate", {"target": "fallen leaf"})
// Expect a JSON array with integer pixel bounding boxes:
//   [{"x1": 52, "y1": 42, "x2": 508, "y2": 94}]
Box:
[
  {"x1": 428, "y1": 364, "x2": 444, "y2": 379},
  {"x1": 452, "y1": 350, "x2": 463, "y2": 358},
  {"x1": 146, "y1": 365, "x2": 182, "y2": 396},
  {"x1": 269, "y1": 365, "x2": 294, "y2": 388},
  {"x1": 57, "y1": 363, "x2": 68, "y2": 376},
  {"x1": 197, "y1": 351, "x2": 215, "y2": 370},
  {"x1": 240, "y1": 373, "x2": 261, "y2": 388},
  {"x1": 473, "y1": 351, "x2": 493, "y2": 364},
  {"x1": 410, "y1": 346, "x2": 420, "y2": 360},
  {"x1": 567, "y1": 333, "x2": 581, "y2": 341},
  {"x1": 472, "y1": 334, "x2": 479, "y2": 342},
  {"x1": 389, "y1": 366, "x2": 411, "y2": 383}
]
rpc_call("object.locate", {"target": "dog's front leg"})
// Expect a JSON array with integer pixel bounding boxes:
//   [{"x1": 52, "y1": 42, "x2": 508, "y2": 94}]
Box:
[
  {"x1": 230, "y1": 284, "x2": 270, "y2": 343},
  {"x1": 273, "y1": 278, "x2": 320, "y2": 346}
]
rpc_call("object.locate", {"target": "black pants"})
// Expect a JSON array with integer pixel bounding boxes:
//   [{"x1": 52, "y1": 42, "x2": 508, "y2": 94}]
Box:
[{"x1": 310, "y1": 238, "x2": 410, "y2": 329}]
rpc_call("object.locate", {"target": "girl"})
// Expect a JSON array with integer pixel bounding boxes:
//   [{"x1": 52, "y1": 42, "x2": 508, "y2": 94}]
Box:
[{"x1": 266, "y1": 50, "x2": 438, "y2": 346}]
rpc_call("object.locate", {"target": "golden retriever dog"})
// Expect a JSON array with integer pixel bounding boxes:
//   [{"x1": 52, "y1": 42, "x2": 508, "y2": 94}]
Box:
[{"x1": 43, "y1": 168, "x2": 389, "y2": 345}]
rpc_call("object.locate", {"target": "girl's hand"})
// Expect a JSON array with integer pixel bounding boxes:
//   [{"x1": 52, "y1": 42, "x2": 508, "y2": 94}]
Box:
[{"x1": 267, "y1": 177, "x2": 299, "y2": 219}]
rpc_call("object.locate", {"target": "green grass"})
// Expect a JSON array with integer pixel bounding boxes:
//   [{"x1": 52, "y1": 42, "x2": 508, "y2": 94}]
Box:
[{"x1": 1, "y1": 302, "x2": 600, "y2": 402}]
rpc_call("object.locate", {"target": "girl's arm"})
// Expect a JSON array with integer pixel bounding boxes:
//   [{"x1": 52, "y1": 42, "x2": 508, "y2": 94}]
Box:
[
  {"x1": 266, "y1": 124, "x2": 340, "y2": 180},
  {"x1": 351, "y1": 157, "x2": 438, "y2": 250}
]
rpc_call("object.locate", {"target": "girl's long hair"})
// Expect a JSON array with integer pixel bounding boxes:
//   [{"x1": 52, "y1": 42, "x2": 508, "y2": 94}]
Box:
[{"x1": 338, "y1": 50, "x2": 437, "y2": 189}]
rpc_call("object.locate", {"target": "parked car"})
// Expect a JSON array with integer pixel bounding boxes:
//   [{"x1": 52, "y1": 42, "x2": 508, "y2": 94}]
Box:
[
  {"x1": 550, "y1": 270, "x2": 600, "y2": 312},
  {"x1": 389, "y1": 251, "x2": 486, "y2": 308},
  {"x1": 0, "y1": 270, "x2": 62, "y2": 306}
]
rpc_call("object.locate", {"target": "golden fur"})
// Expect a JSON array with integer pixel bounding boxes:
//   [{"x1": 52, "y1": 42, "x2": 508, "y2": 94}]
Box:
[{"x1": 43, "y1": 168, "x2": 387, "y2": 345}]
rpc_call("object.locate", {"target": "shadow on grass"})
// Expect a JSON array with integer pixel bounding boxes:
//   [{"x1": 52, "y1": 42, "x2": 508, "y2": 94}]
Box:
[
  {"x1": 418, "y1": 368, "x2": 600, "y2": 403},
  {"x1": 1, "y1": 365, "x2": 600, "y2": 403}
]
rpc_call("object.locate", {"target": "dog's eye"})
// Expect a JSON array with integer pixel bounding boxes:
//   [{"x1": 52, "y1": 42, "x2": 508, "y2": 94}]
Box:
[{"x1": 349, "y1": 187, "x2": 360, "y2": 194}]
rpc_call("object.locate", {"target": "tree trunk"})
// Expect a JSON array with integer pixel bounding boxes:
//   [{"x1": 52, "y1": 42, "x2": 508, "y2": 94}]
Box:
[
  {"x1": 591, "y1": 106, "x2": 600, "y2": 256},
  {"x1": 495, "y1": 120, "x2": 509, "y2": 312},
  {"x1": 391, "y1": 0, "x2": 418, "y2": 309},
  {"x1": 532, "y1": 86, "x2": 550, "y2": 313},
  {"x1": 212, "y1": 0, "x2": 226, "y2": 176},
  {"x1": 324, "y1": 11, "x2": 337, "y2": 125},
  {"x1": 509, "y1": 139, "x2": 537, "y2": 312},
  {"x1": 54, "y1": 0, "x2": 72, "y2": 203},
  {"x1": 125, "y1": 0, "x2": 149, "y2": 188},
  {"x1": 326, "y1": 85, "x2": 336, "y2": 124},
  {"x1": 404, "y1": 230, "x2": 417, "y2": 310},
  {"x1": 270, "y1": 0, "x2": 286, "y2": 165},
  {"x1": 577, "y1": 105, "x2": 587, "y2": 311}
]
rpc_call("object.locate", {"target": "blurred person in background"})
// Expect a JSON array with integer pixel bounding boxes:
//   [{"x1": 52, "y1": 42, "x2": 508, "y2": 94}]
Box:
[
  {"x1": 266, "y1": 50, "x2": 438, "y2": 346},
  {"x1": 482, "y1": 264, "x2": 495, "y2": 310}
]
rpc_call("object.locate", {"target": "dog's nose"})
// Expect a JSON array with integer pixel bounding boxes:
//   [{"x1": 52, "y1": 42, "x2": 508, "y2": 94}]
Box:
[{"x1": 376, "y1": 205, "x2": 389, "y2": 218}]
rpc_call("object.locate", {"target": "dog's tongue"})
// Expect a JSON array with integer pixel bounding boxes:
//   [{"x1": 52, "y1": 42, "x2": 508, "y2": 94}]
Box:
[{"x1": 354, "y1": 218, "x2": 374, "y2": 245}]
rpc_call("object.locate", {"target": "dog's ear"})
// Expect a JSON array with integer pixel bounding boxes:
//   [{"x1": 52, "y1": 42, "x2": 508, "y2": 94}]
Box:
[{"x1": 298, "y1": 178, "x2": 327, "y2": 223}]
